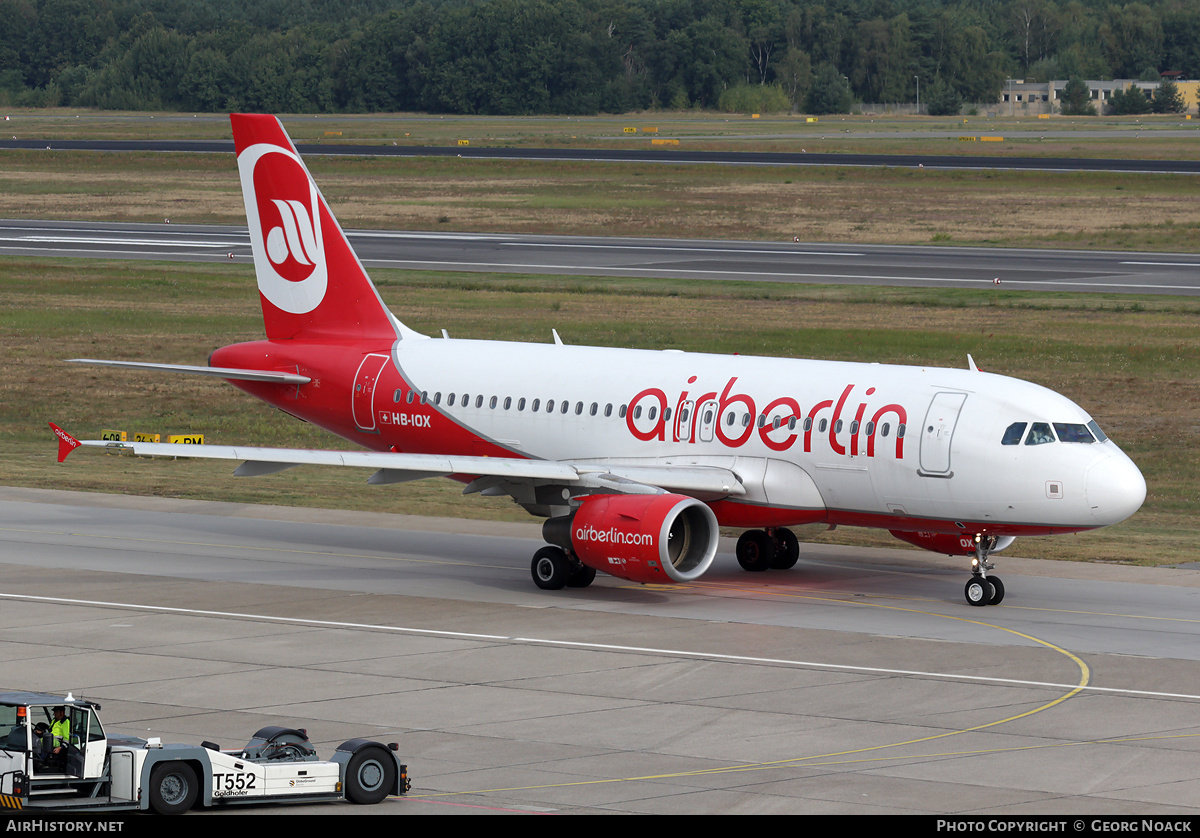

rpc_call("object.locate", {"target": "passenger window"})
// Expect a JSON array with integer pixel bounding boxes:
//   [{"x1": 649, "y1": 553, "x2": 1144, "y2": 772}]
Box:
[
  {"x1": 803, "y1": 417, "x2": 812, "y2": 432},
  {"x1": 818, "y1": 418, "x2": 828, "y2": 432},
  {"x1": 634, "y1": 406, "x2": 642, "y2": 419},
  {"x1": 1054, "y1": 423, "x2": 1094, "y2": 443},
  {"x1": 575, "y1": 402, "x2": 582, "y2": 415},
  {"x1": 504, "y1": 397, "x2": 511, "y2": 410},
  {"x1": 393, "y1": 389, "x2": 402, "y2": 403},
  {"x1": 561, "y1": 401, "x2": 569, "y2": 414},
  {"x1": 897, "y1": 424, "x2": 906, "y2": 438},
  {"x1": 619, "y1": 405, "x2": 627, "y2": 418},
  {"x1": 1001, "y1": 422, "x2": 1027, "y2": 445},
  {"x1": 475, "y1": 395, "x2": 483, "y2": 408},
  {"x1": 605, "y1": 404, "x2": 613, "y2": 417},
  {"x1": 490, "y1": 396, "x2": 498, "y2": 409},
  {"x1": 420, "y1": 392, "x2": 428, "y2": 405},
  {"x1": 448, "y1": 393, "x2": 456, "y2": 406},
  {"x1": 517, "y1": 398, "x2": 526, "y2": 411},
  {"x1": 1025, "y1": 422, "x2": 1055, "y2": 445},
  {"x1": 407, "y1": 391, "x2": 416, "y2": 404},
  {"x1": 590, "y1": 403, "x2": 598, "y2": 416},
  {"x1": 434, "y1": 392, "x2": 442, "y2": 405},
  {"x1": 546, "y1": 400, "x2": 555, "y2": 413},
  {"x1": 647, "y1": 406, "x2": 656, "y2": 420},
  {"x1": 880, "y1": 423, "x2": 890, "y2": 437},
  {"x1": 532, "y1": 399, "x2": 540, "y2": 412}
]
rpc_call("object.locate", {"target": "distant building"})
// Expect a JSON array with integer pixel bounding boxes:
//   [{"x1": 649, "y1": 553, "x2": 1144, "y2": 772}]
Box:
[{"x1": 999, "y1": 76, "x2": 1198, "y2": 114}]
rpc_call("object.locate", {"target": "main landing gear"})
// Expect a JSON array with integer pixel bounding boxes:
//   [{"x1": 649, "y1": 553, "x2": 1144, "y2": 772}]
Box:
[
  {"x1": 530, "y1": 545, "x2": 596, "y2": 590},
  {"x1": 735, "y1": 528, "x2": 800, "y2": 572},
  {"x1": 964, "y1": 535, "x2": 1005, "y2": 607}
]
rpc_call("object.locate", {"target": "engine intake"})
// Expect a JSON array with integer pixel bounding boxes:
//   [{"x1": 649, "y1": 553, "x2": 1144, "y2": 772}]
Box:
[{"x1": 556, "y1": 493, "x2": 719, "y2": 584}]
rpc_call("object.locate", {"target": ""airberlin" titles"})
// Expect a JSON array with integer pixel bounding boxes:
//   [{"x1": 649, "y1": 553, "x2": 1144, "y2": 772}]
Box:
[{"x1": 625, "y1": 377, "x2": 908, "y2": 458}]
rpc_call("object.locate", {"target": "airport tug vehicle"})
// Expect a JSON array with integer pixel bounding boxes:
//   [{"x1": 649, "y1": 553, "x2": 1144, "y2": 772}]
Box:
[{"x1": 0, "y1": 692, "x2": 409, "y2": 814}]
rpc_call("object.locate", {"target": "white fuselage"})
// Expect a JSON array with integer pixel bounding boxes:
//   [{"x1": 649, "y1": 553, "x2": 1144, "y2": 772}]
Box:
[{"x1": 388, "y1": 337, "x2": 1145, "y2": 536}]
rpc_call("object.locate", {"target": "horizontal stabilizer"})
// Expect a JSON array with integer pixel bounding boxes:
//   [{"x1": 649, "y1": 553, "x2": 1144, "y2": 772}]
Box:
[{"x1": 68, "y1": 359, "x2": 311, "y2": 385}]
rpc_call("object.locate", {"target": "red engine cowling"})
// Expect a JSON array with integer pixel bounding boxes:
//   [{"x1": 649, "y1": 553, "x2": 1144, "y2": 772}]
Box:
[
  {"x1": 570, "y1": 493, "x2": 719, "y2": 584},
  {"x1": 890, "y1": 530, "x2": 1015, "y2": 556}
]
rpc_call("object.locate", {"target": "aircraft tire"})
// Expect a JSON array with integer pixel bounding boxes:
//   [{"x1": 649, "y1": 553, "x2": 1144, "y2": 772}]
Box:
[
  {"x1": 770, "y1": 529, "x2": 800, "y2": 569},
  {"x1": 566, "y1": 563, "x2": 596, "y2": 588},
  {"x1": 532, "y1": 546, "x2": 570, "y2": 590},
  {"x1": 986, "y1": 575, "x2": 1005, "y2": 605},
  {"x1": 964, "y1": 577, "x2": 993, "y2": 607},
  {"x1": 736, "y1": 530, "x2": 774, "y2": 572}
]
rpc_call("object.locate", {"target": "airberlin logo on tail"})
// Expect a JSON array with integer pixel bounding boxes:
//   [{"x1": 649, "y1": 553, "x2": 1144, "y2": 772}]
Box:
[{"x1": 237, "y1": 143, "x2": 328, "y2": 314}]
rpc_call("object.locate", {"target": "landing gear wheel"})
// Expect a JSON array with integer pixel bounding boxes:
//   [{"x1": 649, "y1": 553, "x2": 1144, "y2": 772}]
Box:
[
  {"x1": 532, "y1": 546, "x2": 570, "y2": 590},
  {"x1": 736, "y1": 530, "x2": 774, "y2": 572},
  {"x1": 148, "y1": 761, "x2": 198, "y2": 815},
  {"x1": 770, "y1": 528, "x2": 800, "y2": 569},
  {"x1": 566, "y1": 563, "x2": 596, "y2": 588},
  {"x1": 986, "y1": 575, "x2": 1005, "y2": 605},
  {"x1": 964, "y1": 576, "x2": 993, "y2": 607},
  {"x1": 345, "y1": 746, "x2": 396, "y2": 805}
]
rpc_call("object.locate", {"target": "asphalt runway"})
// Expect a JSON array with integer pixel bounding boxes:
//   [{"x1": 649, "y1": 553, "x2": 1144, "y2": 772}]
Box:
[
  {"x1": 4, "y1": 219, "x2": 1200, "y2": 296},
  {"x1": 3, "y1": 486, "x2": 1200, "y2": 815},
  {"x1": 3, "y1": 136, "x2": 1200, "y2": 174}
]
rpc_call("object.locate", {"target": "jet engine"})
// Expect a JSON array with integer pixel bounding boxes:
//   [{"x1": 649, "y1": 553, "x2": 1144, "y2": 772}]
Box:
[
  {"x1": 890, "y1": 530, "x2": 1015, "y2": 556},
  {"x1": 550, "y1": 493, "x2": 719, "y2": 584}
]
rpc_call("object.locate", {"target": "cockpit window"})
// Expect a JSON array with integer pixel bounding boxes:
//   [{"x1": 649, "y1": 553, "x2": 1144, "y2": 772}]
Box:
[
  {"x1": 1087, "y1": 420, "x2": 1108, "y2": 443},
  {"x1": 1001, "y1": 422, "x2": 1027, "y2": 445},
  {"x1": 1024, "y1": 422, "x2": 1055, "y2": 445},
  {"x1": 1053, "y1": 423, "x2": 1095, "y2": 443}
]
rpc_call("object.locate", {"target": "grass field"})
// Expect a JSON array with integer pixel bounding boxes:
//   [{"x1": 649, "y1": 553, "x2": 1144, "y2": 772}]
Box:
[{"x1": 1, "y1": 109, "x2": 1196, "y2": 566}]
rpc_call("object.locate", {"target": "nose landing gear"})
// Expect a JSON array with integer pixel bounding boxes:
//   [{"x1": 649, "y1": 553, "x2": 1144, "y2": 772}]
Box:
[{"x1": 965, "y1": 534, "x2": 1004, "y2": 606}]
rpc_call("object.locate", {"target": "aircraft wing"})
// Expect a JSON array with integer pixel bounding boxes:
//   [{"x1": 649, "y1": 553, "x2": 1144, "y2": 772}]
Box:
[{"x1": 51, "y1": 426, "x2": 745, "y2": 497}]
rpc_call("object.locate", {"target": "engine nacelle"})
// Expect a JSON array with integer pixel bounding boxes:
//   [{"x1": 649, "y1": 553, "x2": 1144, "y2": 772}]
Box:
[
  {"x1": 568, "y1": 493, "x2": 719, "y2": 584},
  {"x1": 890, "y1": 530, "x2": 1016, "y2": 556}
]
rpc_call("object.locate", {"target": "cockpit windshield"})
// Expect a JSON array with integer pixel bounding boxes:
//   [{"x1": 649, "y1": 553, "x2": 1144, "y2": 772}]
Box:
[{"x1": 1002, "y1": 420, "x2": 1100, "y2": 446}]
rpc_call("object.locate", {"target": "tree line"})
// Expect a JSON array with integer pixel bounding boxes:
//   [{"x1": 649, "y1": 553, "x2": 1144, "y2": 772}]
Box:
[{"x1": 3, "y1": 0, "x2": 1200, "y2": 115}]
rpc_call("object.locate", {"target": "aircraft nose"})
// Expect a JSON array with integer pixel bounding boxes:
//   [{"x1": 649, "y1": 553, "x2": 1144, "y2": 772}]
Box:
[{"x1": 1086, "y1": 451, "x2": 1146, "y2": 525}]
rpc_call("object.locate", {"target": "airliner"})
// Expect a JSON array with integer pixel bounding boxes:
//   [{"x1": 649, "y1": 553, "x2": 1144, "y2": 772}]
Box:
[{"x1": 52, "y1": 113, "x2": 1147, "y2": 606}]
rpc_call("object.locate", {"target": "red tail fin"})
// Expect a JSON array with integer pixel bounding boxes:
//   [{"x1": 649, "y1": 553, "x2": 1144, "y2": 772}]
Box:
[{"x1": 230, "y1": 114, "x2": 401, "y2": 343}]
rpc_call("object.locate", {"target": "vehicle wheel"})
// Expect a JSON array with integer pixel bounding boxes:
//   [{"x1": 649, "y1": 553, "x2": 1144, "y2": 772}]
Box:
[
  {"x1": 566, "y1": 563, "x2": 596, "y2": 588},
  {"x1": 531, "y1": 546, "x2": 569, "y2": 590},
  {"x1": 345, "y1": 746, "x2": 396, "y2": 805},
  {"x1": 986, "y1": 575, "x2": 1005, "y2": 605},
  {"x1": 770, "y1": 529, "x2": 800, "y2": 569},
  {"x1": 736, "y1": 530, "x2": 774, "y2": 572},
  {"x1": 964, "y1": 577, "x2": 993, "y2": 607},
  {"x1": 148, "y1": 762, "x2": 198, "y2": 815}
]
